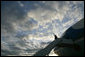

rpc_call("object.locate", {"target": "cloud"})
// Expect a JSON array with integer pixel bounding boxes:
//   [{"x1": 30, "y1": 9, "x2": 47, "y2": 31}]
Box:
[
  {"x1": 1, "y1": 40, "x2": 21, "y2": 56},
  {"x1": 17, "y1": 1, "x2": 24, "y2": 7},
  {"x1": 28, "y1": 1, "x2": 84, "y2": 24},
  {"x1": 1, "y1": 1, "x2": 84, "y2": 56},
  {"x1": 27, "y1": 1, "x2": 84, "y2": 38},
  {"x1": 62, "y1": 19, "x2": 74, "y2": 27},
  {"x1": 1, "y1": 1, "x2": 84, "y2": 37},
  {"x1": 27, "y1": 1, "x2": 70, "y2": 24},
  {"x1": 1, "y1": 1, "x2": 25, "y2": 34},
  {"x1": 27, "y1": 7, "x2": 58, "y2": 25},
  {"x1": 1, "y1": 1, "x2": 39, "y2": 36}
]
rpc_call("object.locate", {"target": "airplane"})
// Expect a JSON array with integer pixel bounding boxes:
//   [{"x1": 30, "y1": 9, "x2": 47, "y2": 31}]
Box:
[
  {"x1": 54, "y1": 18, "x2": 84, "y2": 56},
  {"x1": 33, "y1": 18, "x2": 84, "y2": 56}
]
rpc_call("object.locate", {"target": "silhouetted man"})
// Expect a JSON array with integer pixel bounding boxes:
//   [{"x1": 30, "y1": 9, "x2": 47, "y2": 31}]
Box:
[{"x1": 53, "y1": 33, "x2": 58, "y2": 40}]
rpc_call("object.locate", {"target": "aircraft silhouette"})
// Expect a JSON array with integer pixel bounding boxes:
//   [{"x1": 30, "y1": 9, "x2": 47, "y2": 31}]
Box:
[{"x1": 33, "y1": 18, "x2": 84, "y2": 56}]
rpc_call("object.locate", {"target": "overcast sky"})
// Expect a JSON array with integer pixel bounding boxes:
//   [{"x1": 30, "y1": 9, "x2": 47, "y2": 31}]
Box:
[{"x1": 1, "y1": 1, "x2": 84, "y2": 56}]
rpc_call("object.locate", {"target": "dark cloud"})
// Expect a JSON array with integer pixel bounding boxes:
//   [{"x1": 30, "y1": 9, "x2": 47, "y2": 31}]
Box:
[
  {"x1": 1, "y1": 49, "x2": 20, "y2": 56},
  {"x1": 1, "y1": 1, "x2": 28, "y2": 34}
]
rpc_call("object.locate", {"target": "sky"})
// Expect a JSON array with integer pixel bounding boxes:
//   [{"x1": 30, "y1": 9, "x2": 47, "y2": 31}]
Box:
[{"x1": 1, "y1": 1, "x2": 84, "y2": 56}]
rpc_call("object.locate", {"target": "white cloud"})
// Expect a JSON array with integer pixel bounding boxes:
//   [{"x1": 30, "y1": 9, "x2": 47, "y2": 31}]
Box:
[
  {"x1": 1, "y1": 42, "x2": 10, "y2": 51},
  {"x1": 14, "y1": 18, "x2": 38, "y2": 31},
  {"x1": 17, "y1": 1, "x2": 24, "y2": 7},
  {"x1": 27, "y1": 7, "x2": 59, "y2": 25},
  {"x1": 23, "y1": 33, "x2": 54, "y2": 42},
  {"x1": 27, "y1": 1, "x2": 83, "y2": 27},
  {"x1": 62, "y1": 19, "x2": 74, "y2": 27},
  {"x1": 2, "y1": 1, "x2": 83, "y2": 37}
]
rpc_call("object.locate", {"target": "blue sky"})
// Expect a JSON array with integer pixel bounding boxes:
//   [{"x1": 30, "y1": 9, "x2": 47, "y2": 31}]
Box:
[{"x1": 1, "y1": 1, "x2": 84, "y2": 56}]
